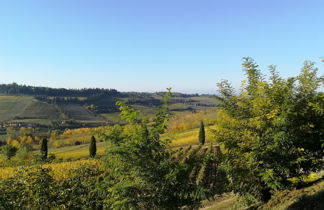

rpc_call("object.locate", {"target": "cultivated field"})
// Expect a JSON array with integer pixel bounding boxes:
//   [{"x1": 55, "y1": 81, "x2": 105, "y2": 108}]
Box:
[
  {"x1": 59, "y1": 104, "x2": 105, "y2": 122},
  {"x1": 0, "y1": 96, "x2": 33, "y2": 121}
]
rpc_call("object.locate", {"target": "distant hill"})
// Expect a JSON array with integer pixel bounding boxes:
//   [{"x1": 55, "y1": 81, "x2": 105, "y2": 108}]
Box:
[{"x1": 0, "y1": 83, "x2": 217, "y2": 129}]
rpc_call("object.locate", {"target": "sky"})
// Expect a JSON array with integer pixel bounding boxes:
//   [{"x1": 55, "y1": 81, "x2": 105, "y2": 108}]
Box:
[{"x1": 0, "y1": 0, "x2": 323, "y2": 93}]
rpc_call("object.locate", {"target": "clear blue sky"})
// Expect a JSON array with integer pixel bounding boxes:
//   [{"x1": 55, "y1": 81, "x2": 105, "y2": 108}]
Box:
[{"x1": 0, "y1": 0, "x2": 323, "y2": 93}]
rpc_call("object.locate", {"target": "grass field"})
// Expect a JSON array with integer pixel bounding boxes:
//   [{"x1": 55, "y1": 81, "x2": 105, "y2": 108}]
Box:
[
  {"x1": 164, "y1": 126, "x2": 215, "y2": 146},
  {"x1": 47, "y1": 123, "x2": 214, "y2": 160},
  {"x1": 11, "y1": 118, "x2": 54, "y2": 126},
  {"x1": 0, "y1": 96, "x2": 111, "y2": 125},
  {"x1": 200, "y1": 193, "x2": 237, "y2": 210},
  {"x1": 0, "y1": 95, "x2": 33, "y2": 121},
  {"x1": 0, "y1": 159, "x2": 101, "y2": 181},
  {"x1": 0, "y1": 95, "x2": 64, "y2": 125},
  {"x1": 0, "y1": 94, "x2": 218, "y2": 127},
  {"x1": 19, "y1": 100, "x2": 63, "y2": 120},
  {"x1": 49, "y1": 141, "x2": 107, "y2": 160},
  {"x1": 59, "y1": 104, "x2": 105, "y2": 122},
  {"x1": 100, "y1": 112, "x2": 123, "y2": 124},
  {"x1": 199, "y1": 175, "x2": 324, "y2": 210}
]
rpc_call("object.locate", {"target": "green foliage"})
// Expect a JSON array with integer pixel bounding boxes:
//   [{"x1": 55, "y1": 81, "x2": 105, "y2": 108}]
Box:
[
  {"x1": 0, "y1": 167, "x2": 55, "y2": 209},
  {"x1": 0, "y1": 144, "x2": 17, "y2": 160},
  {"x1": 40, "y1": 137, "x2": 48, "y2": 160},
  {"x1": 0, "y1": 165, "x2": 106, "y2": 209},
  {"x1": 89, "y1": 135, "x2": 97, "y2": 158},
  {"x1": 15, "y1": 145, "x2": 31, "y2": 160},
  {"x1": 6, "y1": 127, "x2": 17, "y2": 140},
  {"x1": 55, "y1": 165, "x2": 105, "y2": 209},
  {"x1": 99, "y1": 89, "x2": 208, "y2": 209},
  {"x1": 199, "y1": 121, "x2": 205, "y2": 145},
  {"x1": 215, "y1": 58, "x2": 324, "y2": 202}
]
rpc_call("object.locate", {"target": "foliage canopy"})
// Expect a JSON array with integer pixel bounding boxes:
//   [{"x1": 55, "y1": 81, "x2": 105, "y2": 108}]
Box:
[
  {"x1": 214, "y1": 57, "x2": 324, "y2": 202},
  {"x1": 100, "y1": 89, "x2": 211, "y2": 209}
]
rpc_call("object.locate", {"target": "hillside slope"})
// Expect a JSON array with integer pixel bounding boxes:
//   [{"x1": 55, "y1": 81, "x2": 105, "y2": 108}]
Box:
[
  {"x1": 0, "y1": 96, "x2": 33, "y2": 121},
  {"x1": 201, "y1": 177, "x2": 324, "y2": 210},
  {"x1": 0, "y1": 93, "x2": 217, "y2": 128}
]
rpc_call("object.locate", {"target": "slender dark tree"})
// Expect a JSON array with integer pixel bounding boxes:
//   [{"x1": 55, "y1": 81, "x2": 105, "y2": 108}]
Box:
[
  {"x1": 89, "y1": 136, "x2": 97, "y2": 158},
  {"x1": 199, "y1": 121, "x2": 205, "y2": 145},
  {"x1": 141, "y1": 120, "x2": 149, "y2": 143},
  {"x1": 40, "y1": 137, "x2": 48, "y2": 160}
]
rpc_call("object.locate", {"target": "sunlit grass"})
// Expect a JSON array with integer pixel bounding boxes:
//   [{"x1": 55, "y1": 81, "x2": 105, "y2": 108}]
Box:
[
  {"x1": 0, "y1": 159, "x2": 101, "y2": 181},
  {"x1": 50, "y1": 141, "x2": 106, "y2": 160},
  {"x1": 166, "y1": 125, "x2": 216, "y2": 146}
]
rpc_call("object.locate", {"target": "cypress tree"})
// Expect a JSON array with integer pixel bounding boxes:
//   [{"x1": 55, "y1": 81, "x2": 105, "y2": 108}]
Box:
[
  {"x1": 40, "y1": 137, "x2": 48, "y2": 160},
  {"x1": 89, "y1": 136, "x2": 97, "y2": 158},
  {"x1": 199, "y1": 121, "x2": 205, "y2": 145},
  {"x1": 141, "y1": 123, "x2": 149, "y2": 143}
]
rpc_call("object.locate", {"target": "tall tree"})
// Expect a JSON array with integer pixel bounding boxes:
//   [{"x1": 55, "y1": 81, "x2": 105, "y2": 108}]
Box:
[
  {"x1": 198, "y1": 121, "x2": 205, "y2": 145},
  {"x1": 40, "y1": 137, "x2": 48, "y2": 160},
  {"x1": 89, "y1": 136, "x2": 97, "y2": 158},
  {"x1": 215, "y1": 58, "x2": 324, "y2": 203}
]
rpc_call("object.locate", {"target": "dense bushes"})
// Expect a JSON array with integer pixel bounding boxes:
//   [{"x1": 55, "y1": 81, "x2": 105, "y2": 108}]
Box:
[
  {"x1": 0, "y1": 145, "x2": 17, "y2": 160},
  {"x1": 100, "y1": 91, "x2": 211, "y2": 209},
  {"x1": 0, "y1": 165, "x2": 105, "y2": 209}
]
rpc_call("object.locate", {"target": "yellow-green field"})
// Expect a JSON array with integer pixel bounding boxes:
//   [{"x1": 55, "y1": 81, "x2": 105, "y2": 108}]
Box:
[
  {"x1": 0, "y1": 159, "x2": 101, "y2": 181},
  {"x1": 0, "y1": 108, "x2": 218, "y2": 183},
  {"x1": 49, "y1": 115, "x2": 216, "y2": 158},
  {"x1": 49, "y1": 141, "x2": 107, "y2": 160},
  {"x1": 48, "y1": 127, "x2": 213, "y2": 161},
  {"x1": 0, "y1": 95, "x2": 34, "y2": 121},
  {"x1": 164, "y1": 126, "x2": 216, "y2": 146},
  {"x1": 0, "y1": 94, "x2": 218, "y2": 126}
]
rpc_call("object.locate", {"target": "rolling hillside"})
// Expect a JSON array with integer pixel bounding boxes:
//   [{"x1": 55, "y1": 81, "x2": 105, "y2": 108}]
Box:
[
  {"x1": 59, "y1": 104, "x2": 105, "y2": 122},
  {"x1": 0, "y1": 90, "x2": 217, "y2": 128},
  {"x1": 0, "y1": 96, "x2": 34, "y2": 121}
]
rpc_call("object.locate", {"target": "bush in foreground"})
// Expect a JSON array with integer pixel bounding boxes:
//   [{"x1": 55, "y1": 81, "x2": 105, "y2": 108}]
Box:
[{"x1": 215, "y1": 58, "x2": 324, "y2": 203}]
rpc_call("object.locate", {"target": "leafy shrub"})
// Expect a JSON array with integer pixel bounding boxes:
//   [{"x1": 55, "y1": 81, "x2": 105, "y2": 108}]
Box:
[
  {"x1": 0, "y1": 145, "x2": 17, "y2": 160},
  {"x1": 0, "y1": 165, "x2": 105, "y2": 209},
  {"x1": 15, "y1": 145, "x2": 32, "y2": 160},
  {"x1": 0, "y1": 167, "x2": 55, "y2": 209},
  {"x1": 100, "y1": 90, "x2": 214, "y2": 209}
]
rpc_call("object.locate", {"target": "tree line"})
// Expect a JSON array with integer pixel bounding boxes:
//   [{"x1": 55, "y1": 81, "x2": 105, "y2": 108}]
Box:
[{"x1": 0, "y1": 83, "x2": 119, "y2": 97}]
